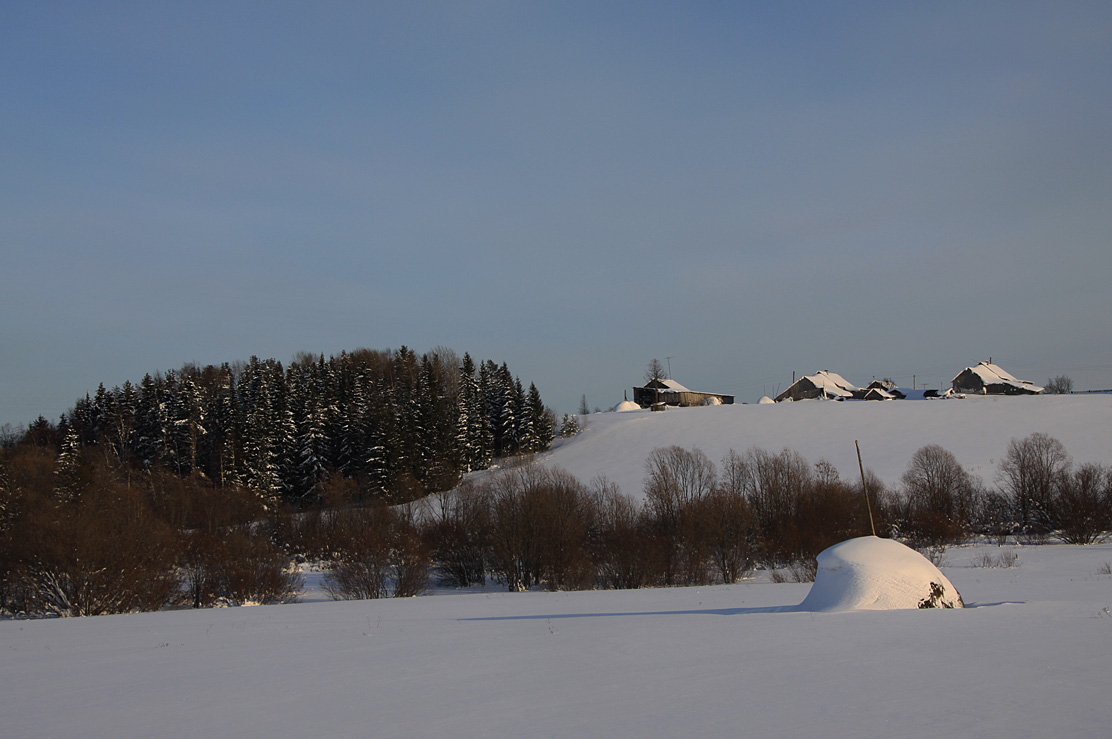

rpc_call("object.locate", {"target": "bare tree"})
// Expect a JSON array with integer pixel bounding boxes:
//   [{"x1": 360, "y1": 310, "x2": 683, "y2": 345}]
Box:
[
  {"x1": 684, "y1": 486, "x2": 757, "y2": 584},
  {"x1": 1052, "y1": 463, "x2": 1111, "y2": 544},
  {"x1": 643, "y1": 446, "x2": 716, "y2": 529},
  {"x1": 997, "y1": 433, "x2": 1071, "y2": 536},
  {"x1": 1044, "y1": 375, "x2": 1074, "y2": 394},
  {"x1": 900, "y1": 445, "x2": 978, "y2": 548},
  {"x1": 644, "y1": 358, "x2": 668, "y2": 384}
]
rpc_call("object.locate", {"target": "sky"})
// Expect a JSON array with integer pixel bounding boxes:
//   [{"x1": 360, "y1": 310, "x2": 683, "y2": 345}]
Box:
[{"x1": 3, "y1": 2, "x2": 1112, "y2": 428}]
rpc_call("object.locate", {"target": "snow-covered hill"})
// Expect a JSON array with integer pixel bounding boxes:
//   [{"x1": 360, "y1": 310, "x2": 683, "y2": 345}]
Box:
[{"x1": 539, "y1": 394, "x2": 1112, "y2": 499}]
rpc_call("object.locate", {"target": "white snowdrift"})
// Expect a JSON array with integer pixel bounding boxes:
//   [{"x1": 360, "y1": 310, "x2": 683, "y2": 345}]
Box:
[{"x1": 799, "y1": 536, "x2": 964, "y2": 612}]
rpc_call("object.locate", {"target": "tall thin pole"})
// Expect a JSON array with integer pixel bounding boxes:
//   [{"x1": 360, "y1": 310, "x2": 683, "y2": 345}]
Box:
[{"x1": 856, "y1": 440, "x2": 877, "y2": 537}]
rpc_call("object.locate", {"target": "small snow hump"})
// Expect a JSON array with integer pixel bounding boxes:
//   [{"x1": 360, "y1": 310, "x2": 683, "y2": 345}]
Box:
[{"x1": 799, "y1": 536, "x2": 964, "y2": 612}]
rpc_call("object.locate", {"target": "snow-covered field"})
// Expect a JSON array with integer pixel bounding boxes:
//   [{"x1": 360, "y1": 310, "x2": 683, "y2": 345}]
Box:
[
  {"x1": 541, "y1": 394, "x2": 1112, "y2": 500},
  {"x1": 4, "y1": 543, "x2": 1111, "y2": 737},
  {"x1": 3, "y1": 394, "x2": 1112, "y2": 737}
]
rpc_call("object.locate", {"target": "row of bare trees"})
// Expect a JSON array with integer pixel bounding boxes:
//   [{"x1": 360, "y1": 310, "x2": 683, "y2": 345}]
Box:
[
  {"x1": 405, "y1": 446, "x2": 876, "y2": 592},
  {"x1": 3, "y1": 431, "x2": 1109, "y2": 615},
  {"x1": 413, "y1": 433, "x2": 1110, "y2": 592},
  {"x1": 890, "y1": 433, "x2": 1112, "y2": 548}
]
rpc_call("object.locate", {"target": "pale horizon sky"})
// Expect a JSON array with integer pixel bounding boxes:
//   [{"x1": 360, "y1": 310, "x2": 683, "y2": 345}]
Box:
[{"x1": 3, "y1": 2, "x2": 1112, "y2": 429}]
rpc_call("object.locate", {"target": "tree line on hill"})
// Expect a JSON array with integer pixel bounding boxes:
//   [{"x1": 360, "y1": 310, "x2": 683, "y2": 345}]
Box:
[{"x1": 4, "y1": 417, "x2": 1109, "y2": 616}]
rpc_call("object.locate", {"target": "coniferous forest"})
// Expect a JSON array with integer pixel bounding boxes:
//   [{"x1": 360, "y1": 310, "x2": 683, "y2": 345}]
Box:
[{"x1": 57, "y1": 347, "x2": 554, "y2": 508}]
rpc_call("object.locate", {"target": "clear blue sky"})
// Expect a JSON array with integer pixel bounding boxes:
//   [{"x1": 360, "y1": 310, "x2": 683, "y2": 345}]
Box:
[{"x1": 3, "y1": 2, "x2": 1112, "y2": 428}]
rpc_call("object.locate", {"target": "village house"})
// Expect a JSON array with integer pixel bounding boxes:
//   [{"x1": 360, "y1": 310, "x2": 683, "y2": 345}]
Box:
[
  {"x1": 860, "y1": 379, "x2": 941, "y2": 401},
  {"x1": 951, "y1": 361, "x2": 1043, "y2": 395},
  {"x1": 775, "y1": 371, "x2": 859, "y2": 402},
  {"x1": 632, "y1": 378, "x2": 734, "y2": 408}
]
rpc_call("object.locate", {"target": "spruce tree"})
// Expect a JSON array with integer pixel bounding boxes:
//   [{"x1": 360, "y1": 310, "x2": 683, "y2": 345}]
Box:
[{"x1": 527, "y1": 383, "x2": 553, "y2": 452}]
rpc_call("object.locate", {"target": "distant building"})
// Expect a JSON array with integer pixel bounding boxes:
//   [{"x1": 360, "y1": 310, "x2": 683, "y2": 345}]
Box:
[
  {"x1": 951, "y1": 361, "x2": 1043, "y2": 395},
  {"x1": 632, "y1": 378, "x2": 735, "y2": 408},
  {"x1": 775, "y1": 371, "x2": 859, "y2": 402},
  {"x1": 859, "y1": 379, "x2": 941, "y2": 401}
]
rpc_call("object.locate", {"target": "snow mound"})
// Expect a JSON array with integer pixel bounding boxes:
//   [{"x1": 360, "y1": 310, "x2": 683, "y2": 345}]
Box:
[
  {"x1": 799, "y1": 536, "x2": 964, "y2": 612},
  {"x1": 612, "y1": 400, "x2": 642, "y2": 412},
  {"x1": 758, "y1": 395, "x2": 775, "y2": 404}
]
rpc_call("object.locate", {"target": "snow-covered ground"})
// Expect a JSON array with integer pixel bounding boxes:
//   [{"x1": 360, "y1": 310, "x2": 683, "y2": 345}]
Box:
[
  {"x1": 3, "y1": 394, "x2": 1112, "y2": 737},
  {"x1": 3, "y1": 543, "x2": 1111, "y2": 737}
]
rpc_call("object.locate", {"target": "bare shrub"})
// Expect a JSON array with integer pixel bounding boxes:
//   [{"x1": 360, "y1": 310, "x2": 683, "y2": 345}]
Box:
[
  {"x1": 1052, "y1": 463, "x2": 1110, "y2": 545},
  {"x1": 322, "y1": 507, "x2": 391, "y2": 600},
  {"x1": 917, "y1": 545, "x2": 948, "y2": 568},
  {"x1": 1096, "y1": 561, "x2": 1112, "y2": 576},
  {"x1": 428, "y1": 480, "x2": 492, "y2": 588},
  {"x1": 971, "y1": 552, "x2": 994, "y2": 568},
  {"x1": 486, "y1": 465, "x2": 596, "y2": 591},
  {"x1": 970, "y1": 550, "x2": 1020, "y2": 569},
  {"x1": 769, "y1": 559, "x2": 817, "y2": 583},
  {"x1": 390, "y1": 508, "x2": 431, "y2": 597},
  {"x1": 215, "y1": 529, "x2": 302, "y2": 605},
  {"x1": 321, "y1": 504, "x2": 430, "y2": 599},
  {"x1": 10, "y1": 481, "x2": 181, "y2": 617}
]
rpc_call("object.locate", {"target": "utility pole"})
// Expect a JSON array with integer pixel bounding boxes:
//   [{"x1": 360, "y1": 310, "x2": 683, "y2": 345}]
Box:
[{"x1": 665, "y1": 356, "x2": 674, "y2": 378}]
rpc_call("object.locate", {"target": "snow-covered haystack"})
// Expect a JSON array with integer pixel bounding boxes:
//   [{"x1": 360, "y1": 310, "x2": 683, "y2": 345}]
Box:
[
  {"x1": 799, "y1": 536, "x2": 964, "y2": 612},
  {"x1": 612, "y1": 400, "x2": 641, "y2": 412},
  {"x1": 758, "y1": 395, "x2": 775, "y2": 404}
]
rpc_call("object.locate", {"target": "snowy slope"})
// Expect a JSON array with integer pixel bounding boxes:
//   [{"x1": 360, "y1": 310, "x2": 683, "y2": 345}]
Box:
[{"x1": 539, "y1": 394, "x2": 1112, "y2": 500}]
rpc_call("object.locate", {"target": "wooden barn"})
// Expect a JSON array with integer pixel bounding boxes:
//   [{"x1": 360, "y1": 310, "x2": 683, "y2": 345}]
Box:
[
  {"x1": 633, "y1": 379, "x2": 735, "y2": 408},
  {"x1": 775, "y1": 370, "x2": 859, "y2": 402},
  {"x1": 951, "y1": 361, "x2": 1043, "y2": 395}
]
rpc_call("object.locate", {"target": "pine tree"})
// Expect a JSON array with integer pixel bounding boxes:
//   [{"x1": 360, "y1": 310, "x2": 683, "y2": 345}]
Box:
[
  {"x1": 527, "y1": 383, "x2": 554, "y2": 452},
  {"x1": 55, "y1": 426, "x2": 83, "y2": 502},
  {"x1": 514, "y1": 377, "x2": 535, "y2": 454},
  {"x1": 240, "y1": 357, "x2": 283, "y2": 508},
  {"x1": 295, "y1": 399, "x2": 329, "y2": 501},
  {"x1": 133, "y1": 373, "x2": 165, "y2": 467}
]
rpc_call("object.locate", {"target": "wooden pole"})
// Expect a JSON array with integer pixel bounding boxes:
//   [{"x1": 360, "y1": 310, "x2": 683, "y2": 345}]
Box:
[{"x1": 856, "y1": 440, "x2": 877, "y2": 537}]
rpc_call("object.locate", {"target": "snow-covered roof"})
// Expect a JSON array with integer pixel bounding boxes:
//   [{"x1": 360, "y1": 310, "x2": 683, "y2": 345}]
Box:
[
  {"x1": 955, "y1": 362, "x2": 1044, "y2": 393},
  {"x1": 657, "y1": 379, "x2": 691, "y2": 393},
  {"x1": 805, "y1": 370, "x2": 858, "y2": 397}
]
